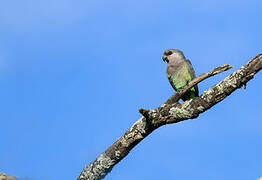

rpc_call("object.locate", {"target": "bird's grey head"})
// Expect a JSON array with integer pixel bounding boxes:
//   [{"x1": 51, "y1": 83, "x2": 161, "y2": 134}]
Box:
[{"x1": 162, "y1": 49, "x2": 185, "y2": 63}]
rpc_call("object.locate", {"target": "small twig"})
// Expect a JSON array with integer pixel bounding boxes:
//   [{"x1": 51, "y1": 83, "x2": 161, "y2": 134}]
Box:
[
  {"x1": 165, "y1": 64, "x2": 234, "y2": 104},
  {"x1": 139, "y1": 64, "x2": 233, "y2": 117}
]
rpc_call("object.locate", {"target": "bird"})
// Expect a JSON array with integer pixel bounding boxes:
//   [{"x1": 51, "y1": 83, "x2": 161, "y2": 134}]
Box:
[{"x1": 162, "y1": 49, "x2": 199, "y2": 101}]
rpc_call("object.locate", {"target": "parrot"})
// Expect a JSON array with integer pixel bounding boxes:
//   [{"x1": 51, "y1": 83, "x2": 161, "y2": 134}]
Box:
[{"x1": 162, "y1": 49, "x2": 199, "y2": 101}]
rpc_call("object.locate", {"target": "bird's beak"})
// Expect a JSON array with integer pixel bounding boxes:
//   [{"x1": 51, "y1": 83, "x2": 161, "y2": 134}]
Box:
[{"x1": 162, "y1": 55, "x2": 167, "y2": 62}]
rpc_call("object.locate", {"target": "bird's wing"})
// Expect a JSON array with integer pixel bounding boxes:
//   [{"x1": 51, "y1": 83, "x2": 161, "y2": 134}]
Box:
[
  {"x1": 186, "y1": 59, "x2": 196, "y2": 78},
  {"x1": 186, "y1": 59, "x2": 199, "y2": 95}
]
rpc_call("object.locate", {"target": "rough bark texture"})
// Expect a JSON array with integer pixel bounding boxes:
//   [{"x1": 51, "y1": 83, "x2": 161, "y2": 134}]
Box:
[
  {"x1": 77, "y1": 54, "x2": 262, "y2": 180},
  {"x1": 0, "y1": 173, "x2": 18, "y2": 180}
]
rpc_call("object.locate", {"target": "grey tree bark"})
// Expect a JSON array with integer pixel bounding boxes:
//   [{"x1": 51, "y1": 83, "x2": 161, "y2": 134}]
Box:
[
  {"x1": 0, "y1": 173, "x2": 18, "y2": 180},
  {"x1": 77, "y1": 54, "x2": 262, "y2": 180}
]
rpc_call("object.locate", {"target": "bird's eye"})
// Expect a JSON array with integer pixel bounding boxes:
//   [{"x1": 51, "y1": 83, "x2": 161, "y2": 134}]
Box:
[{"x1": 167, "y1": 51, "x2": 172, "y2": 56}]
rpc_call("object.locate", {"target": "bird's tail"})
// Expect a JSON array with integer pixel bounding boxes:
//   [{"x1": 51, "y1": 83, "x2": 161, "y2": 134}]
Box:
[{"x1": 181, "y1": 87, "x2": 199, "y2": 101}]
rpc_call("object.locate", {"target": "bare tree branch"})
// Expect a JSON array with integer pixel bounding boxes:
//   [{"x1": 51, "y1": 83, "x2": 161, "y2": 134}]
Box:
[
  {"x1": 140, "y1": 63, "x2": 233, "y2": 114},
  {"x1": 0, "y1": 172, "x2": 18, "y2": 180},
  {"x1": 77, "y1": 54, "x2": 262, "y2": 180}
]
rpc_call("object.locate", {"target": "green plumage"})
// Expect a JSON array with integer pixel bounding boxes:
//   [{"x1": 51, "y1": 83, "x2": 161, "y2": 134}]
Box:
[
  {"x1": 167, "y1": 64, "x2": 198, "y2": 101},
  {"x1": 163, "y1": 49, "x2": 199, "y2": 101}
]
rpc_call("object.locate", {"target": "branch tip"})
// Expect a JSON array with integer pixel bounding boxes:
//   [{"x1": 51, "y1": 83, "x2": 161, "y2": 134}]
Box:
[{"x1": 139, "y1": 108, "x2": 149, "y2": 117}]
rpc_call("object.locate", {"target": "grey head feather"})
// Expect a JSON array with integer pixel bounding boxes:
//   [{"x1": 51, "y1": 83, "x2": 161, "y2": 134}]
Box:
[
  {"x1": 162, "y1": 49, "x2": 186, "y2": 64},
  {"x1": 163, "y1": 49, "x2": 187, "y2": 75}
]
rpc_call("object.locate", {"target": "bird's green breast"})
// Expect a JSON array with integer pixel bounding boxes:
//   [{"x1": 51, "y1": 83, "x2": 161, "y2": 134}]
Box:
[{"x1": 167, "y1": 65, "x2": 192, "y2": 90}]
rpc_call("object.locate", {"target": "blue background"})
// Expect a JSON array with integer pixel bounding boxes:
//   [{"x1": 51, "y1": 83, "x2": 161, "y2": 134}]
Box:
[{"x1": 0, "y1": 0, "x2": 261, "y2": 180}]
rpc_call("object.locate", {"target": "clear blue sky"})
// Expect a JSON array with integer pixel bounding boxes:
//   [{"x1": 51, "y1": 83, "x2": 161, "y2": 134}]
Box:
[{"x1": 0, "y1": 0, "x2": 261, "y2": 180}]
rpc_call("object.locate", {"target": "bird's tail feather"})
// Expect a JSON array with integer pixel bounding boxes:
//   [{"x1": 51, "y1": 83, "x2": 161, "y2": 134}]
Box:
[{"x1": 181, "y1": 87, "x2": 198, "y2": 101}]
